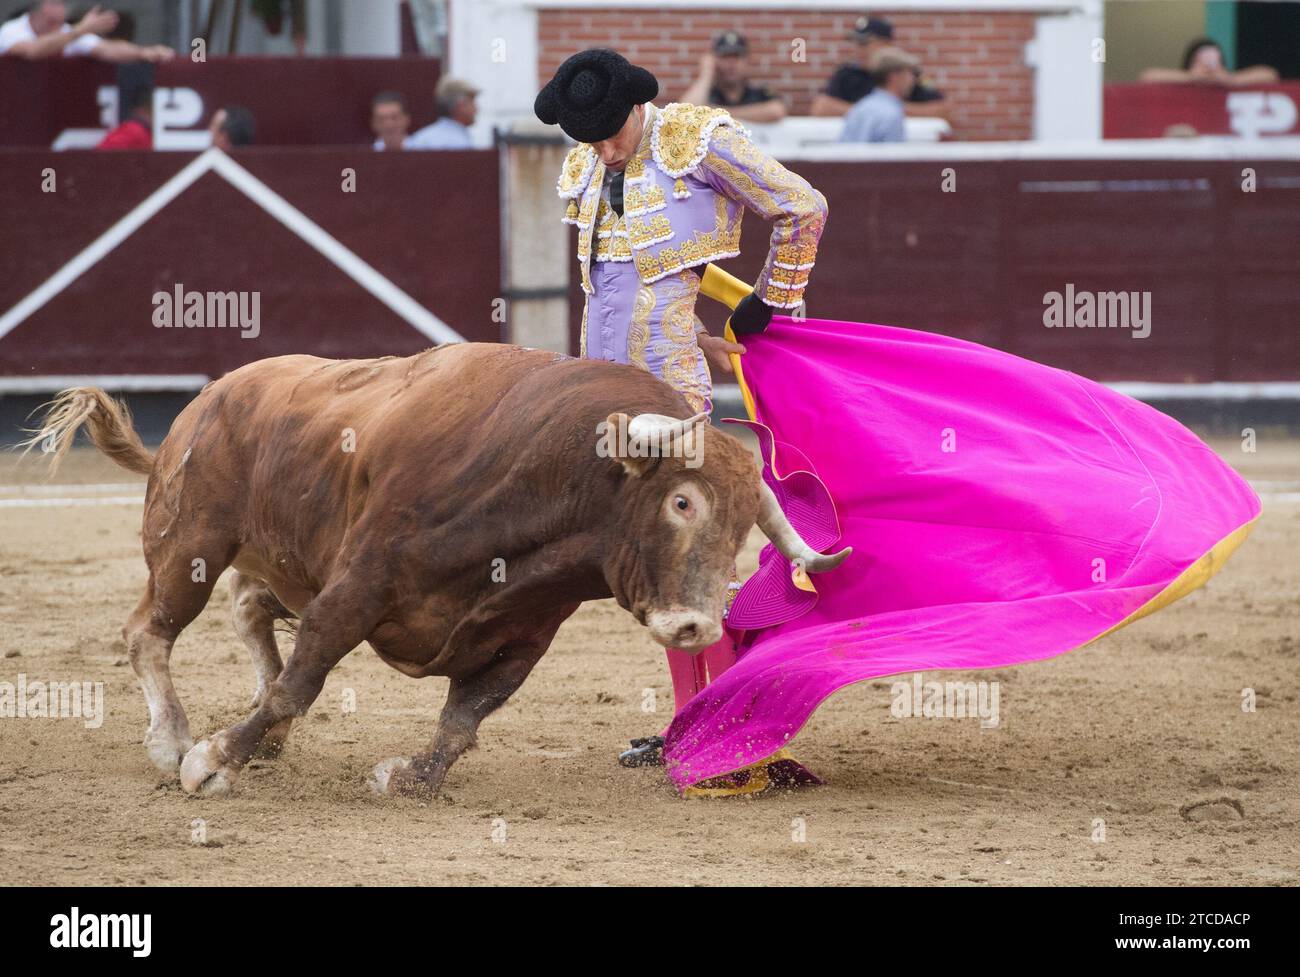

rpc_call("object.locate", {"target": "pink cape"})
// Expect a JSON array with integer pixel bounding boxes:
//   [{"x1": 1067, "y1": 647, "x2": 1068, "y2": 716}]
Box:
[{"x1": 662, "y1": 316, "x2": 1261, "y2": 791}]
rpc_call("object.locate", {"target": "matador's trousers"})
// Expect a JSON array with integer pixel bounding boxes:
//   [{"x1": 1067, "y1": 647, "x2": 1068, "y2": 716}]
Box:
[{"x1": 583, "y1": 260, "x2": 739, "y2": 717}]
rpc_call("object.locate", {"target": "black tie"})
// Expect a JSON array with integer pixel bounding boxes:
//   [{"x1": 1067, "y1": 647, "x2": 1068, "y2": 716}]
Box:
[{"x1": 610, "y1": 171, "x2": 625, "y2": 217}]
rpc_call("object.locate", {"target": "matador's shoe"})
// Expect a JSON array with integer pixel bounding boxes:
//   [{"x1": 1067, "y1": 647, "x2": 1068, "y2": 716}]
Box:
[{"x1": 617, "y1": 735, "x2": 665, "y2": 767}]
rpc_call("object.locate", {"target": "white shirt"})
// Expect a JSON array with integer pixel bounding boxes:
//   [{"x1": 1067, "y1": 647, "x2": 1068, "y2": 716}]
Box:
[
  {"x1": 372, "y1": 135, "x2": 414, "y2": 151},
  {"x1": 0, "y1": 14, "x2": 101, "y2": 57},
  {"x1": 407, "y1": 117, "x2": 473, "y2": 150}
]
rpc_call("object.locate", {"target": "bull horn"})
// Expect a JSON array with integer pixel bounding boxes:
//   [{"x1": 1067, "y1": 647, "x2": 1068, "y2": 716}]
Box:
[
  {"x1": 757, "y1": 480, "x2": 852, "y2": 573},
  {"x1": 626, "y1": 411, "x2": 709, "y2": 443}
]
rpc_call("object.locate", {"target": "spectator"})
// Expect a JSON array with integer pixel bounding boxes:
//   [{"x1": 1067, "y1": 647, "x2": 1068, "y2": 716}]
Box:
[
  {"x1": 408, "y1": 76, "x2": 478, "y2": 149},
  {"x1": 96, "y1": 85, "x2": 152, "y2": 150},
  {"x1": 210, "y1": 105, "x2": 256, "y2": 151},
  {"x1": 840, "y1": 47, "x2": 917, "y2": 144},
  {"x1": 91, "y1": 6, "x2": 134, "y2": 40},
  {"x1": 812, "y1": 14, "x2": 945, "y2": 118},
  {"x1": 0, "y1": 1, "x2": 173, "y2": 62},
  {"x1": 371, "y1": 90, "x2": 413, "y2": 151},
  {"x1": 680, "y1": 30, "x2": 786, "y2": 123},
  {"x1": 1139, "y1": 37, "x2": 1279, "y2": 87}
]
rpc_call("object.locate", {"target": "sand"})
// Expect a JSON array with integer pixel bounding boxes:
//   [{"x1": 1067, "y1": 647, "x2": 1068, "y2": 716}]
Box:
[{"x1": 0, "y1": 439, "x2": 1296, "y2": 886}]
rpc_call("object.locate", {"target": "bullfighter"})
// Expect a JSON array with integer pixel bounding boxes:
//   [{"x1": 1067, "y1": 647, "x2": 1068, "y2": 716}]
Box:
[{"x1": 534, "y1": 48, "x2": 828, "y2": 772}]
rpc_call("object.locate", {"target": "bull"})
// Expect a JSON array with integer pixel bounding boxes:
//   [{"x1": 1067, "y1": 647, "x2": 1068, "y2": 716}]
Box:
[{"x1": 25, "y1": 344, "x2": 848, "y2": 798}]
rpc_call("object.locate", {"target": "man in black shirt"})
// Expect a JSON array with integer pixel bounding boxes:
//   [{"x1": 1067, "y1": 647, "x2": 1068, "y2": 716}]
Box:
[
  {"x1": 681, "y1": 30, "x2": 786, "y2": 123},
  {"x1": 811, "y1": 14, "x2": 947, "y2": 118}
]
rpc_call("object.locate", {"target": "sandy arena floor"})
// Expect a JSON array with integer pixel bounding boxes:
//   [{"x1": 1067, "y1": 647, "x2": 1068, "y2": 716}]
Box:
[{"x1": 0, "y1": 437, "x2": 1297, "y2": 886}]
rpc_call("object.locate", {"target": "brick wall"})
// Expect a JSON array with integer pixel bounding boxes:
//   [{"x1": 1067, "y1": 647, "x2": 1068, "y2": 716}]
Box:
[{"x1": 537, "y1": 6, "x2": 1037, "y2": 141}]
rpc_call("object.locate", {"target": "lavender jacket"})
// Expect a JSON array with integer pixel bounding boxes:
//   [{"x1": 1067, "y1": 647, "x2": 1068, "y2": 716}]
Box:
[{"x1": 557, "y1": 103, "x2": 828, "y2": 311}]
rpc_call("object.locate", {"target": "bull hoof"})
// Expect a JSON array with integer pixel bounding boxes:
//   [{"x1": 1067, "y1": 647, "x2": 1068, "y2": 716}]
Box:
[
  {"x1": 180, "y1": 737, "x2": 239, "y2": 797},
  {"x1": 369, "y1": 757, "x2": 444, "y2": 799},
  {"x1": 369, "y1": 757, "x2": 413, "y2": 795},
  {"x1": 143, "y1": 729, "x2": 194, "y2": 775}
]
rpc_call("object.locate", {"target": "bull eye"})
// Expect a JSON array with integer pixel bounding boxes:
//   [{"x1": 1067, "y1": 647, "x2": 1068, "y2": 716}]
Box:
[{"x1": 674, "y1": 495, "x2": 691, "y2": 513}]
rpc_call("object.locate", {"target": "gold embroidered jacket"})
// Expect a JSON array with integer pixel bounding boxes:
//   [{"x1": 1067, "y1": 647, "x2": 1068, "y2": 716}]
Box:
[{"x1": 556, "y1": 102, "x2": 828, "y2": 310}]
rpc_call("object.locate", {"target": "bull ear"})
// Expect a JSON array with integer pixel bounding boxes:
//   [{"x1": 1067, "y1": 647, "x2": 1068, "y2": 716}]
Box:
[{"x1": 601, "y1": 412, "x2": 655, "y2": 477}]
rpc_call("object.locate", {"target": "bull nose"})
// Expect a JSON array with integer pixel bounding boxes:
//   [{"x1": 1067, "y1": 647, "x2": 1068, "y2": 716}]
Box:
[{"x1": 645, "y1": 609, "x2": 721, "y2": 651}]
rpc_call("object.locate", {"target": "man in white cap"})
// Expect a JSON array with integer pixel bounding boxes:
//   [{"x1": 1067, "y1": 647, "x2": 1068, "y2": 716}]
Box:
[
  {"x1": 409, "y1": 76, "x2": 479, "y2": 149},
  {"x1": 840, "y1": 46, "x2": 919, "y2": 143}
]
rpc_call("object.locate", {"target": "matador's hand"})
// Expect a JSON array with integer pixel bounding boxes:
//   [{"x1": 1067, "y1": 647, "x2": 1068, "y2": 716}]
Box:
[
  {"x1": 729, "y1": 293, "x2": 775, "y2": 335},
  {"x1": 698, "y1": 333, "x2": 746, "y2": 375}
]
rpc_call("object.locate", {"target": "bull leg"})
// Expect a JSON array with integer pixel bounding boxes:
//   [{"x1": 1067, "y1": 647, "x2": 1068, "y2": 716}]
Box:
[
  {"x1": 124, "y1": 554, "x2": 228, "y2": 774},
  {"x1": 370, "y1": 644, "x2": 548, "y2": 800},
  {"x1": 180, "y1": 581, "x2": 380, "y2": 797},
  {"x1": 228, "y1": 571, "x2": 293, "y2": 757}
]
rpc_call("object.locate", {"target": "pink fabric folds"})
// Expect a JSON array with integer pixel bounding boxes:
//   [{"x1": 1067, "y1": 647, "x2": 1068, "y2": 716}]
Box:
[{"x1": 663, "y1": 316, "x2": 1260, "y2": 790}]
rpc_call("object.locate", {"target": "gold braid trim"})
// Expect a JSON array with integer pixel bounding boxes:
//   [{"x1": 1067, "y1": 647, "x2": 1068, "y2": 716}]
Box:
[
  {"x1": 557, "y1": 143, "x2": 598, "y2": 200},
  {"x1": 650, "y1": 103, "x2": 748, "y2": 180}
]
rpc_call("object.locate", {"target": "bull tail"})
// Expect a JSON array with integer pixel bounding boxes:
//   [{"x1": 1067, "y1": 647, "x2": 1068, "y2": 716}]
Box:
[{"x1": 18, "y1": 387, "x2": 155, "y2": 476}]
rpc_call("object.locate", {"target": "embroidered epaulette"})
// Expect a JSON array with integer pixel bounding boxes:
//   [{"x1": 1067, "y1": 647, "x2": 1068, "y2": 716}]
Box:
[
  {"x1": 650, "y1": 103, "x2": 746, "y2": 179},
  {"x1": 557, "y1": 143, "x2": 599, "y2": 224},
  {"x1": 557, "y1": 143, "x2": 598, "y2": 199}
]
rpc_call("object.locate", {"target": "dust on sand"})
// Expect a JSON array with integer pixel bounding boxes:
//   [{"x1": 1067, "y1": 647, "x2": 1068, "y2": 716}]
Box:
[{"x1": 0, "y1": 440, "x2": 1296, "y2": 886}]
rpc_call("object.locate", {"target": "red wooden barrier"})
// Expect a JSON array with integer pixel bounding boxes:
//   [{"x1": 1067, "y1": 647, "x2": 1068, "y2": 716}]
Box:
[
  {"x1": 0, "y1": 148, "x2": 500, "y2": 381},
  {"x1": 3, "y1": 149, "x2": 1297, "y2": 388}
]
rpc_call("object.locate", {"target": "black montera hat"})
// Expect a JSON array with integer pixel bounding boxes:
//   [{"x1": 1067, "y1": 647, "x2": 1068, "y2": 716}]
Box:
[{"x1": 534, "y1": 48, "x2": 659, "y2": 143}]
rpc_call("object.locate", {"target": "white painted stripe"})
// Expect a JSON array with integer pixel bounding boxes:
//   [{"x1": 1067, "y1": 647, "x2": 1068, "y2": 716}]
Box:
[
  {"x1": 0, "y1": 149, "x2": 463, "y2": 347},
  {"x1": 0, "y1": 484, "x2": 140, "y2": 496},
  {"x1": 0, "y1": 483, "x2": 144, "y2": 496},
  {"x1": 0, "y1": 375, "x2": 209, "y2": 395},
  {"x1": 1020, "y1": 178, "x2": 1212, "y2": 193},
  {"x1": 1106, "y1": 381, "x2": 1300, "y2": 400},
  {"x1": 0, "y1": 152, "x2": 215, "y2": 342},
  {"x1": 531, "y1": 0, "x2": 1085, "y2": 12},
  {"x1": 776, "y1": 137, "x2": 1300, "y2": 163},
  {"x1": 0, "y1": 496, "x2": 144, "y2": 508},
  {"x1": 207, "y1": 152, "x2": 464, "y2": 346}
]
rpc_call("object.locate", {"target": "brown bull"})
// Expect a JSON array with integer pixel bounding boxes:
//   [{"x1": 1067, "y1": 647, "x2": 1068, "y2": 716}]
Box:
[{"x1": 26, "y1": 344, "x2": 847, "y2": 798}]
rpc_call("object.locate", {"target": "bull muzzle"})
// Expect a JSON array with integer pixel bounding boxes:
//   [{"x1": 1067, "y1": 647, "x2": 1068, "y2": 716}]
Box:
[{"x1": 645, "y1": 607, "x2": 723, "y2": 651}]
